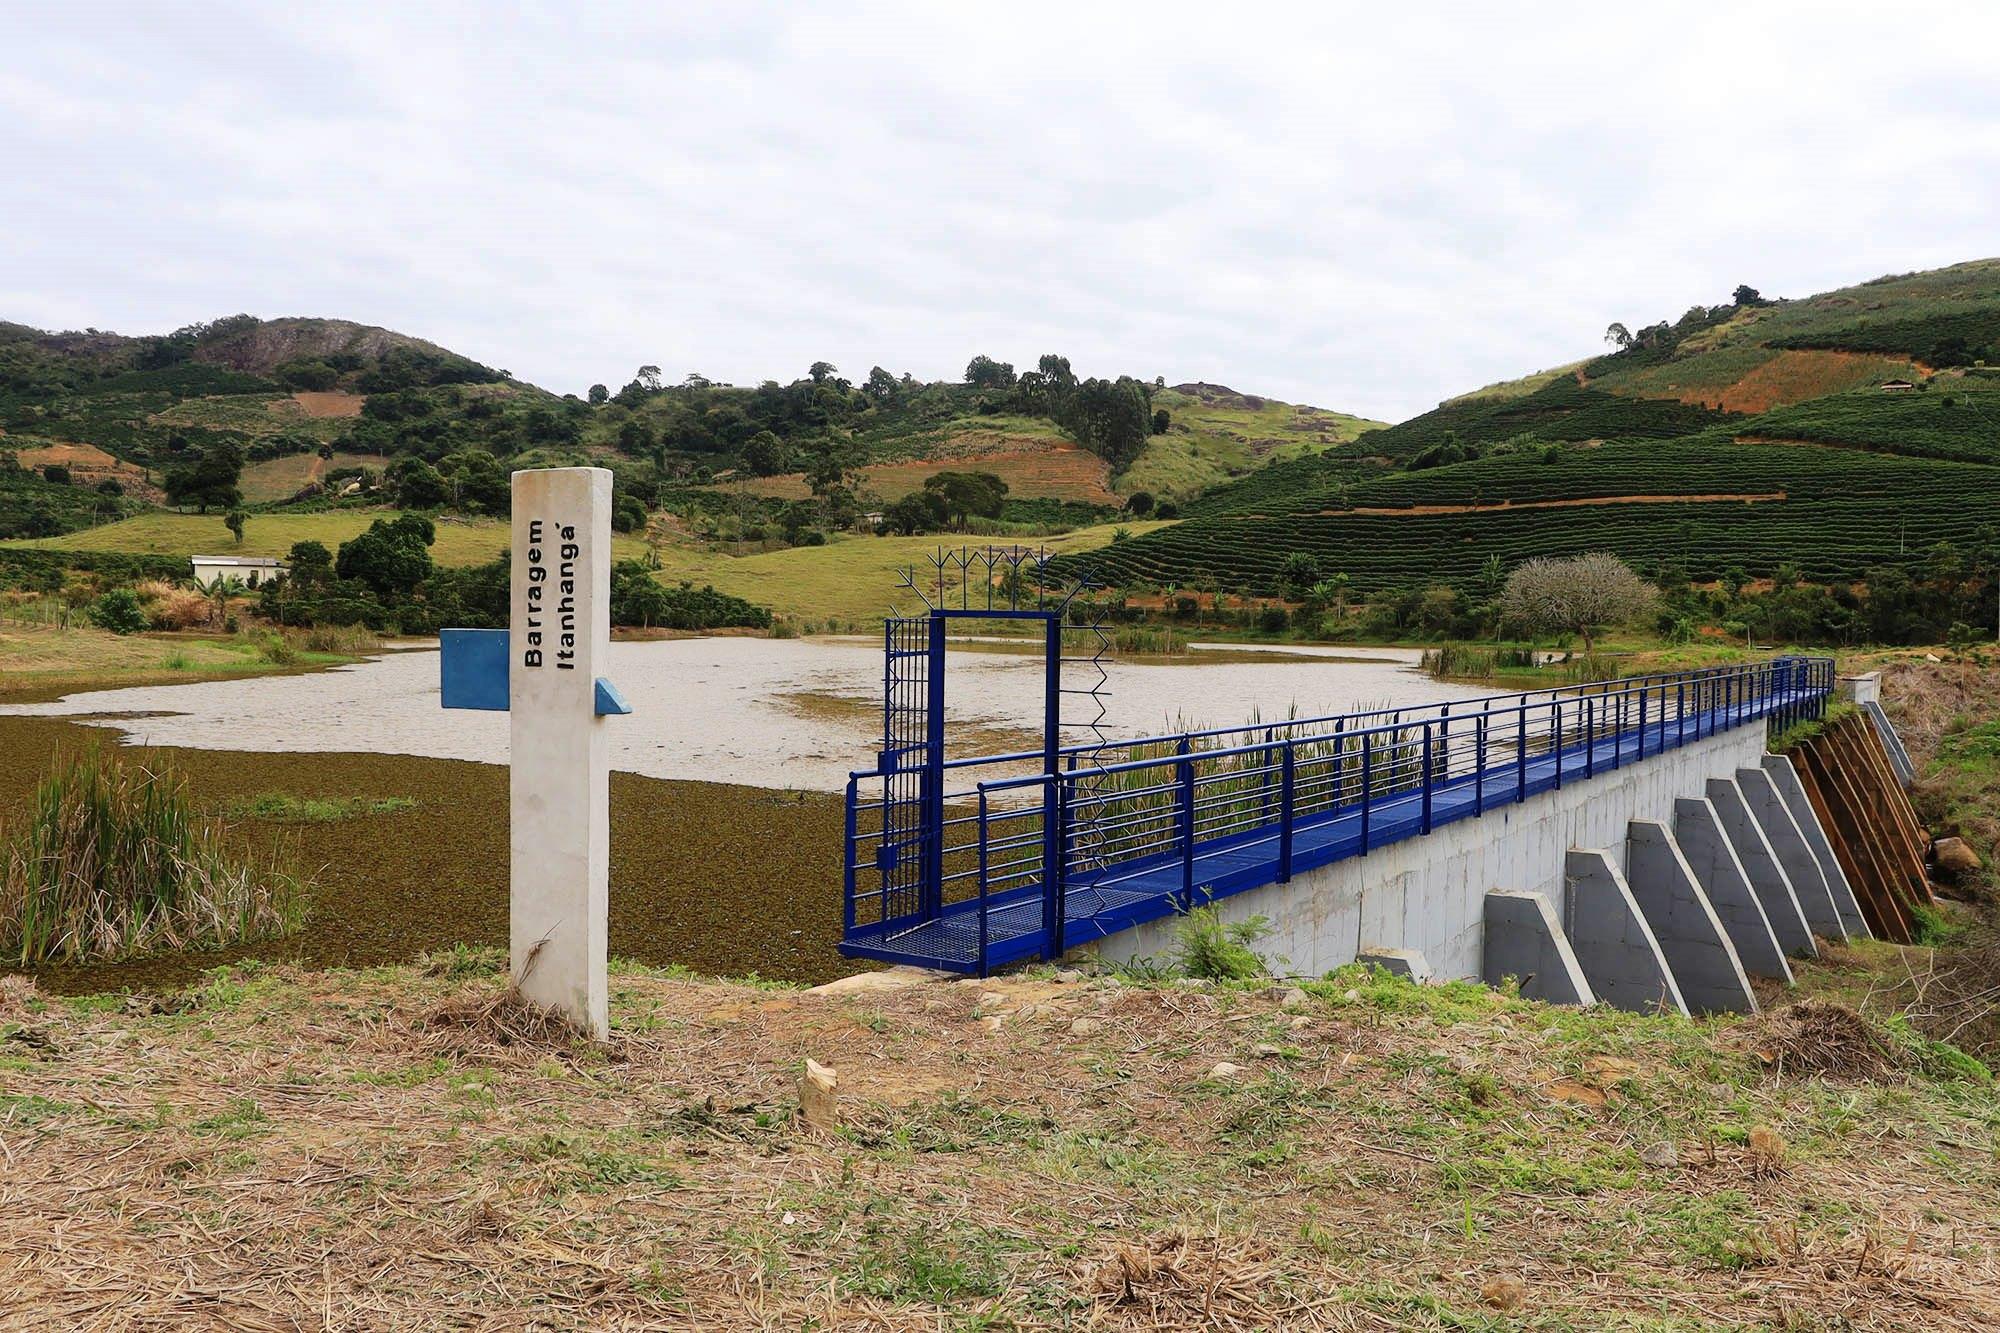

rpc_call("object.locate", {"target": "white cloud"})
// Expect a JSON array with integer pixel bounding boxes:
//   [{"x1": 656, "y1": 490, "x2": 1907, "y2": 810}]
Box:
[{"x1": 3, "y1": 0, "x2": 1998, "y2": 419}]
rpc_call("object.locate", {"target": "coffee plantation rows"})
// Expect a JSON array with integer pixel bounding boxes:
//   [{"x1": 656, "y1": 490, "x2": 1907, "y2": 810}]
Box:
[
  {"x1": 1060, "y1": 479, "x2": 2000, "y2": 596},
  {"x1": 1768, "y1": 304, "x2": 2000, "y2": 360},
  {"x1": 1736, "y1": 384, "x2": 2000, "y2": 463},
  {"x1": 1353, "y1": 374, "x2": 1739, "y2": 462},
  {"x1": 1206, "y1": 439, "x2": 1993, "y2": 518},
  {"x1": 1179, "y1": 452, "x2": 1383, "y2": 518}
]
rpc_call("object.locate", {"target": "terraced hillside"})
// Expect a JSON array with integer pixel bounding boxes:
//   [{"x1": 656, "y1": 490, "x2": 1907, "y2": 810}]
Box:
[{"x1": 1070, "y1": 261, "x2": 2000, "y2": 596}]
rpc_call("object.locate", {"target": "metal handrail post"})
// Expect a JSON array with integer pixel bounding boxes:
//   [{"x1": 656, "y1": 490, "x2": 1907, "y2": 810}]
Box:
[
  {"x1": 843, "y1": 775, "x2": 859, "y2": 934},
  {"x1": 1178, "y1": 743, "x2": 1195, "y2": 911},
  {"x1": 1421, "y1": 720, "x2": 1434, "y2": 833},
  {"x1": 977, "y1": 790, "x2": 991, "y2": 974},
  {"x1": 1638, "y1": 684, "x2": 1647, "y2": 760},
  {"x1": 1360, "y1": 734, "x2": 1373, "y2": 853},
  {"x1": 1585, "y1": 697, "x2": 1595, "y2": 778},
  {"x1": 1516, "y1": 701, "x2": 1527, "y2": 803},
  {"x1": 1553, "y1": 700, "x2": 1563, "y2": 789},
  {"x1": 1278, "y1": 743, "x2": 1295, "y2": 882},
  {"x1": 1475, "y1": 707, "x2": 1487, "y2": 815}
]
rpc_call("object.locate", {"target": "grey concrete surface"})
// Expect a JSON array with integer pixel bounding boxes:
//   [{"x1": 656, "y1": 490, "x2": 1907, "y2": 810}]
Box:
[{"x1": 1623, "y1": 819, "x2": 1758, "y2": 1014}]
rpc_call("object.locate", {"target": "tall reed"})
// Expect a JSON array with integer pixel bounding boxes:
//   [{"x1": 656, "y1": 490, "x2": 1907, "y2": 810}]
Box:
[{"x1": 0, "y1": 748, "x2": 309, "y2": 965}]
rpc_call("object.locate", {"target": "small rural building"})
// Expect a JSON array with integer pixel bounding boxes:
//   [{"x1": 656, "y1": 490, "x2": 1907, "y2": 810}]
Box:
[
  {"x1": 1879, "y1": 379, "x2": 1916, "y2": 392},
  {"x1": 190, "y1": 555, "x2": 289, "y2": 588}
]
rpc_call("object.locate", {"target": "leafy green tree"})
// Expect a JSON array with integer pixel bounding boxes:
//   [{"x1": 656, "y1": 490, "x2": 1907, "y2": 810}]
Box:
[
  {"x1": 923, "y1": 471, "x2": 1009, "y2": 529},
  {"x1": 616, "y1": 418, "x2": 656, "y2": 457},
  {"x1": 89, "y1": 588, "x2": 147, "y2": 635},
  {"x1": 224, "y1": 509, "x2": 247, "y2": 544},
  {"x1": 1125, "y1": 491, "x2": 1155, "y2": 517},
  {"x1": 798, "y1": 436, "x2": 861, "y2": 498},
  {"x1": 1151, "y1": 408, "x2": 1170, "y2": 435},
  {"x1": 387, "y1": 457, "x2": 450, "y2": 509},
  {"x1": 964, "y1": 355, "x2": 1016, "y2": 389},
  {"x1": 1732, "y1": 285, "x2": 1764, "y2": 306},
  {"x1": 41, "y1": 464, "x2": 70, "y2": 486},
  {"x1": 587, "y1": 383, "x2": 609, "y2": 405},
  {"x1": 808, "y1": 361, "x2": 839, "y2": 385},
  {"x1": 742, "y1": 430, "x2": 789, "y2": 477},
  {"x1": 287, "y1": 540, "x2": 333, "y2": 585},
  {"x1": 865, "y1": 366, "x2": 900, "y2": 405},
  {"x1": 335, "y1": 514, "x2": 436, "y2": 597},
  {"x1": 882, "y1": 490, "x2": 948, "y2": 535},
  {"x1": 440, "y1": 450, "x2": 510, "y2": 513},
  {"x1": 1056, "y1": 377, "x2": 1152, "y2": 469},
  {"x1": 1279, "y1": 551, "x2": 1322, "y2": 599},
  {"x1": 163, "y1": 442, "x2": 244, "y2": 513}
]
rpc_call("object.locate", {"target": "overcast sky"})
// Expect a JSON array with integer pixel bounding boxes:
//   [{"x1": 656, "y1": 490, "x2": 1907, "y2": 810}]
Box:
[{"x1": 5, "y1": 3, "x2": 1999, "y2": 423}]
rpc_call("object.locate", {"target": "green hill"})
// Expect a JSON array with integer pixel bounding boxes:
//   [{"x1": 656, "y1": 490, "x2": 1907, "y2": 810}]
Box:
[
  {"x1": 0, "y1": 319, "x2": 1378, "y2": 544},
  {"x1": 1066, "y1": 260, "x2": 2000, "y2": 599}
]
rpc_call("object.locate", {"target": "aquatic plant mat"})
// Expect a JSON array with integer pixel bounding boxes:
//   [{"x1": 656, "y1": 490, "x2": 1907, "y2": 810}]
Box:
[
  {"x1": 0, "y1": 715, "x2": 847, "y2": 994},
  {"x1": 1, "y1": 961, "x2": 1995, "y2": 1328}
]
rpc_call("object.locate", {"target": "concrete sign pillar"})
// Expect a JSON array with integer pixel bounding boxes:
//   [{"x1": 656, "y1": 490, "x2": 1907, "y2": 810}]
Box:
[
  {"x1": 440, "y1": 466, "x2": 631, "y2": 1040},
  {"x1": 510, "y1": 467, "x2": 615, "y2": 1038}
]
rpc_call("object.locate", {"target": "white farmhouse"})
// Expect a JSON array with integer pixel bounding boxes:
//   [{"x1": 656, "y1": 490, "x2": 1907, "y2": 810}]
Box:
[{"x1": 190, "y1": 555, "x2": 289, "y2": 588}]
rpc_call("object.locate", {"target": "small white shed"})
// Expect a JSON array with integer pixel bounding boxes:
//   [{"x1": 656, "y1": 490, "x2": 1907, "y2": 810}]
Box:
[{"x1": 190, "y1": 555, "x2": 289, "y2": 588}]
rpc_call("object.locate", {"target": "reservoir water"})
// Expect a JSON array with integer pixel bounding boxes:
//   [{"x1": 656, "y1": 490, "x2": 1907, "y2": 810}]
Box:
[{"x1": 0, "y1": 637, "x2": 1489, "y2": 792}]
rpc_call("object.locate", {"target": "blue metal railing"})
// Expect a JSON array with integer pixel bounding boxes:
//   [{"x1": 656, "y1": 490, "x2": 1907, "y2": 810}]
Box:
[{"x1": 841, "y1": 655, "x2": 1835, "y2": 973}]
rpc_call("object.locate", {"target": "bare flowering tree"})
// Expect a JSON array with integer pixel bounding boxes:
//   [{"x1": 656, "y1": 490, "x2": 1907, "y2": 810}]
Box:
[{"x1": 1498, "y1": 552, "x2": 1658, "y2": 656}]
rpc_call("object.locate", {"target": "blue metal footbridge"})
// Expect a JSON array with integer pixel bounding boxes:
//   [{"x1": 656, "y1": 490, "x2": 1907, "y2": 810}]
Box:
[{"x1": 839, "y1": 597, "x2": 1834, "y2": 975}]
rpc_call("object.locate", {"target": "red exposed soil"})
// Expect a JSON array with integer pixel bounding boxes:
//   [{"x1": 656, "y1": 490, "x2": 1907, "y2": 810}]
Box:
[
  {"x1": 1320, "y1": 492, "x2": 1787, "y2": 518},
  {"x1": 10, "y1": 441, "x2": 162, "y2": 502},
  {"x1": 284, "y1": 391, "x2": 366, "y2": 419}
]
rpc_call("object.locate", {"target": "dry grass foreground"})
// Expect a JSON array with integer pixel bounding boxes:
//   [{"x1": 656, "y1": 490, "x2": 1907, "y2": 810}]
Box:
[{"x1": 1, "y1": 958, "x2": 1995, "y2": 1330}]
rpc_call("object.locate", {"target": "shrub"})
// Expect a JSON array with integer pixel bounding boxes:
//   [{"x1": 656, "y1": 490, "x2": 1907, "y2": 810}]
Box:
[
  {"x1": 88, "y1": 587, "x2": 147, "y2": 635},
  {"x1": 0, "y1": 749, "x2": 309, "y2": 964},
  {"x1": 1169, "y1": 906, "x2": 1273, "y2": 981}
]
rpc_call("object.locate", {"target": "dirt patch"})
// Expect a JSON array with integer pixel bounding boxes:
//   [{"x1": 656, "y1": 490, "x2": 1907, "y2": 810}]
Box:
[
  {"x1": 718, "y1": 437, "x2": 1117, "y2": 506},
  {"x1": 282, "y1": 391, "x2": 365, "y2": 419},
  {"x1": 9, "y1": 441, "x2": 160, "y2": 502},
  {"x1": 1325, "y1": 492, "x2": 1786, "y2": 517},
  {"x1": 1715, "y1": 350, "x2": 1918, "y2": 414}
]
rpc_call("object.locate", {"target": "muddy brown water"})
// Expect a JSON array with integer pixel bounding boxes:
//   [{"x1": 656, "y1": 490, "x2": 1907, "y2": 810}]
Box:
[{"x1": 0, "y1": 638, "x2": 1480, "y2": 993}]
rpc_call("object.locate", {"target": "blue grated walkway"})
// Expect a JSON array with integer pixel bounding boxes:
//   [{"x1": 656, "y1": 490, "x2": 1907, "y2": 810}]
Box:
[{"x1": 841, "y1": 697, "x2": 1804, "y2": 972}]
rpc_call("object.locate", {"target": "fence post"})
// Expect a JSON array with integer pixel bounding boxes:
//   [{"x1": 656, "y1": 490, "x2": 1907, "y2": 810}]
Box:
[
  {"x1": 843, "y1": 775, "x2": 858, "y2": 935},
  {"x1": 1278, "y1": 743, "x2": 1295, "y2": 882},
  {"x1": 1332, "y1": 718, "x2": 1345, "y2": 806},
  {"x1": 1677, "y1": 679, "x2": 1686, "y2": 747},
  {"x1": 1475, "y1": 707, "x2": 1488, "y2": 815},
  {"x1": 1637, "y1": 684, "x2": 1647, "y2": 760},
  {"x1": 1585, "y1": 697, "x2": 1595, "y2": 778},
  {"x1": 1421, "y1": 720, "x2": 1434, "y2": 833},
  {"x1": 1516, "y1": 701, "x2": 1527, "y2": 803},
  {"x1": 1553, "y1": 700, "x2": 1563, "y2": 789},
  {"x1": 977, "y1": 789, "x2": 991, "y2": 975},
  {"x1": 1178, "y1": 743, "x2": 1195, "y2": 911},
  {"x1": 1360, "y1": 734, "x2": 1373, "y2": 853}
]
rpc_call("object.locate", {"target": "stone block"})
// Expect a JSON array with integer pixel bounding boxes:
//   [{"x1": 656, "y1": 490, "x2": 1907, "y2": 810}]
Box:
[{"x1": 1356, "y1": 945, "x2": 1433, "y2": 982}]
